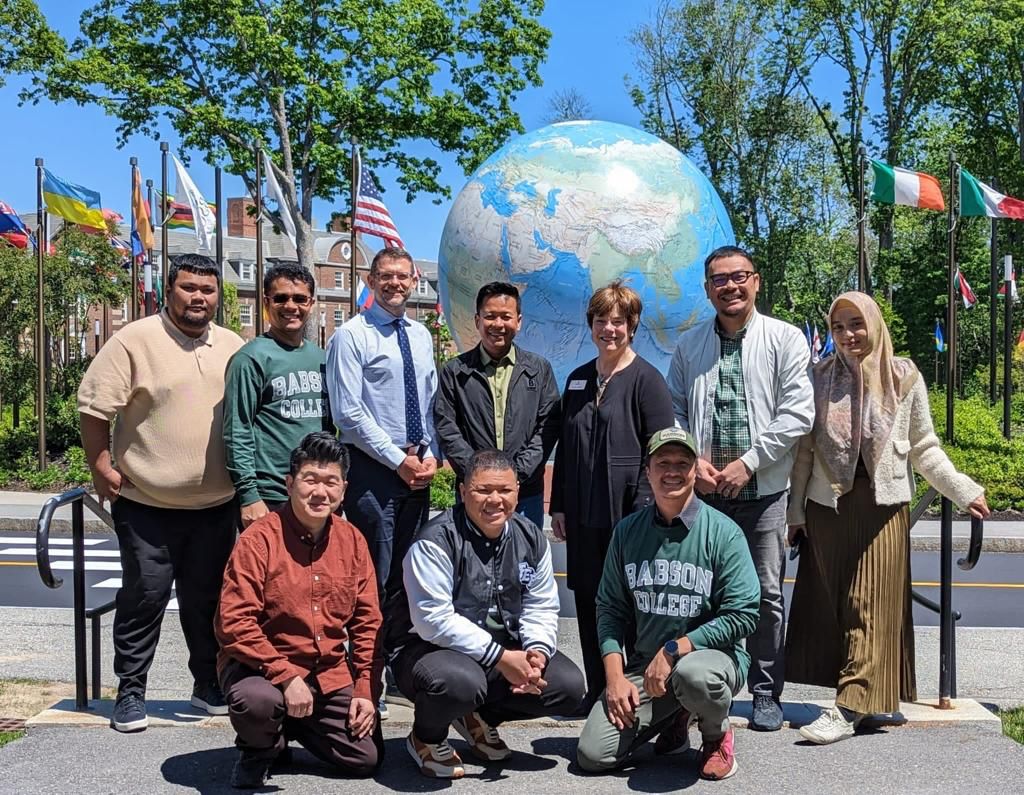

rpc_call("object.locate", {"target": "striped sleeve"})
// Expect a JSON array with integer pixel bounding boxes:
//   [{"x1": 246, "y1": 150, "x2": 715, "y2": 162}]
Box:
[{"x1": 517, "y1": 543, "x2": 559, "y2": 659}]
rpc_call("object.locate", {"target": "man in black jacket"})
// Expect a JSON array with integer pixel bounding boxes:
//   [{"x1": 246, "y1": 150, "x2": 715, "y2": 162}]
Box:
[
  {"x1": 389, "y1": 450, "x2": 585, "y2": 779},
  {"x1": 434, "y1": 282, "x2": 560, "y2": 526}
]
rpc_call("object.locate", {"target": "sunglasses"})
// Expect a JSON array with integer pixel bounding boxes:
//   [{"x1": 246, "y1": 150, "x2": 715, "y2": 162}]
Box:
[
  {"x1": 268, "y1": 293, "x2": 314, "y2": 306},
  {"x1": 708, "y1": 270, "x2": 756, "y2": 288}
]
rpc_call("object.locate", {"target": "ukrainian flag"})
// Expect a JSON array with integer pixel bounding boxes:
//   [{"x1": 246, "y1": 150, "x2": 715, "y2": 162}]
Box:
[{"x1": 43, "y1": 169, "x2": 107, "y2": 228}]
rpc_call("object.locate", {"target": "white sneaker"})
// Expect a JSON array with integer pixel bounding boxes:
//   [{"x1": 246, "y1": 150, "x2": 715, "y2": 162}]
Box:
[{"x1": 799, "y1": 706, "x2": 860, "y2": 745}]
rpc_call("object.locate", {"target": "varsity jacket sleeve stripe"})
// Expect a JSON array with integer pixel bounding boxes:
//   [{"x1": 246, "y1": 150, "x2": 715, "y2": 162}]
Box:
[
  {"x1": 517, "y1": 543, "x2": 559, "y2": 659},
  {"x1": 403, "y1": 538, "x2": 505, "y2": 667}
]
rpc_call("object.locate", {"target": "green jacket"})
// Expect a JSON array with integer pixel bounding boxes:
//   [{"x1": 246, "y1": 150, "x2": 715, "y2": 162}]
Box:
[
  {"x1": 223, "y1": 334, "x2": 330, "y2": 506},
  {"x1": 596, "y1": 498, "x2": 760, "y2": 678}
]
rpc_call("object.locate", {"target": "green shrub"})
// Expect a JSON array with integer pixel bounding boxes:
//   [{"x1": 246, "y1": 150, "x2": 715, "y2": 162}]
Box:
[
  {"x1": 19, "y1": 464, "x2": 61, "y2": 490},
  {"x1": 430, "y1": 467, "x2": 456, "y2": 510},
  {"x1": 62, "y1": 446, "x2": 92, "y2": 485},
  {"x1": 44, "y1": 393, "x2": 82, "y2": 456},
  {"x1": 0, "y1": 424, "x2": 36, "y2": 467}
]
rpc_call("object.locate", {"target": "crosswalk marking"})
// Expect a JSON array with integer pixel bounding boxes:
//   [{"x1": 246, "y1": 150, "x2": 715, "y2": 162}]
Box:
[
  {"x1": 0, "y1": 547, "x2": 121, "y2": 558},
  {"x1": 48, "y1": 561, "x2": 122, "y2": 572},
  {"x1": 0, "y1": 536, "x2": 106, "y2": 546},
  {"x1": 91, "y1": 577, "x2": 178, "y2": 610}
]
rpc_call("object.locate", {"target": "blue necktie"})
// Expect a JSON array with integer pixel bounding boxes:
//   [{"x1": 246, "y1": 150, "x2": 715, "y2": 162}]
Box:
[{"x1": 394, "y1": 318, "x2": 423, "y2": 447}]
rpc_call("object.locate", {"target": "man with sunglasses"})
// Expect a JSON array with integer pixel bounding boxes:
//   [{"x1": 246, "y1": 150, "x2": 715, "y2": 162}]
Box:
[
  {"x1": 667, "y1": 246, "x2": 813, "y2": 734},
  {"x1": 225, "y1": 262, "x2": 331, "y2": 529}
]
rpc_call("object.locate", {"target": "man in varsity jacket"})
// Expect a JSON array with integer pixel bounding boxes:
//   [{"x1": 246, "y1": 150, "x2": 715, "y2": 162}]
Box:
[
  {"x1": 388, "y1": 449, "x2": 585, "y2": 779},
  {"x1": 576, "y1": 427, "x2": 760, "y2": 782}
]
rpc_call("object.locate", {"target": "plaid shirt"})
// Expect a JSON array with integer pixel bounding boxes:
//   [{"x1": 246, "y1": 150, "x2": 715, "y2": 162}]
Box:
[{"x1": 711, "y1": 324, "x2": 758, "y2": 501}]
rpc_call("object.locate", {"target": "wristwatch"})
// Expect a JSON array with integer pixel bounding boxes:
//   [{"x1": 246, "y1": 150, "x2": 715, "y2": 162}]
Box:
[{"x1": 663, "y1": 639, "x2": 680, "y2": 661}]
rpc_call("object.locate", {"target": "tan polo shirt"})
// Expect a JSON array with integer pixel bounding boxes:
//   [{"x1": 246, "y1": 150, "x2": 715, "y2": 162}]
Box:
[
  {"x1": 480, "y1": 346, "x2": 515, "y2": 450},
  {"x1": 78, "y1": 310, "x2": 244, "y2": 510}
]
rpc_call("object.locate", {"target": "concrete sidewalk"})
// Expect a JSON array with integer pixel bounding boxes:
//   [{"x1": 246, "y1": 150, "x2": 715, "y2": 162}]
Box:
[{"x1": 1, "y1": 608, "x2": 1022, "y2": 793}]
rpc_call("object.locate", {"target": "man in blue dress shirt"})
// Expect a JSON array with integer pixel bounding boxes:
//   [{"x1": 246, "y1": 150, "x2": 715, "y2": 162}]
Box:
[{"x1": 326, "y1": 247, "x2": 439, "y2": 716}]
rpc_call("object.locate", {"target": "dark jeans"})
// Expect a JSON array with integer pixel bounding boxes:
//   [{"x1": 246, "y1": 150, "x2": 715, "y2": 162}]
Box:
[
  {"x1": 704, "y1": 491, "x2": 787, "y2": 698},
  {"x1": 110, "y1": 496, "x2": 237, "y2": 697},
  {"x1": 220, "y1": 661, "x2": 381, "y2": 776},
  {"x1": 392, "y1": 640, "x2": 586, "y2": 744}
]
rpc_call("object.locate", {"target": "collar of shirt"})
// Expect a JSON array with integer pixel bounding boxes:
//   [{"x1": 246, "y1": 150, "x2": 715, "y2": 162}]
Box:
[
  {"x1": 464, "y1": 515, "x2": 509, "y2": 543},
  {"x1": 479, "y1": 344, "x2": 516, "y2": 369},
  {"x1": 160, "y1": 308, "x2": 213, "y2": 348},
  {"x1": 364, "y1": 301, "x2": 408, "y2": 329},
  {"x1": 714, "y1": 309, "x2": 756, "y2": 341},
  {"x1": 653, "y1": 496, "x2": 704, "y2": 529},
  {"x1": 280, "y1": 502, "x2": 331, "y2": 548}
]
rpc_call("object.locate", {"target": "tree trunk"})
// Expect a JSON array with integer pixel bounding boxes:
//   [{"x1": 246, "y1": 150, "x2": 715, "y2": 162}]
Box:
[{"x1": 294, "y1": 218, "x2": 318, "y2": 343}]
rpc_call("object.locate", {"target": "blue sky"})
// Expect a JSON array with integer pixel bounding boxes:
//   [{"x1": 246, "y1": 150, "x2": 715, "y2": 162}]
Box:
[{"x1": 0, "y1": 1, "x2": 654, "y2": 261}]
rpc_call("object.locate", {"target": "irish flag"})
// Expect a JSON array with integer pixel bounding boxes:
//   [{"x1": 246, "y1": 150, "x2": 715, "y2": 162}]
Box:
[
  {"x1": 870, "y1": 160, "x2": 945, "y2": 211},
  {"x1": 960, "y1": 169, "x2": 1024, "y2": 220}
]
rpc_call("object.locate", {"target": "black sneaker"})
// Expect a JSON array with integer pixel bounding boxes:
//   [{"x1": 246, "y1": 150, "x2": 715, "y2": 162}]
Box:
[
  {"x1": 110, "y1": 692, "x2": 148, "y2": 733},
  {"x1": 191, "y1": 681, "x2": 229, "y2": 716},
  {"x1": 231, "y1": 753, "x2": 273, "y2": 789},
  {"x1": 749, "y1": 694, "x2": 784, "y2": 731}
]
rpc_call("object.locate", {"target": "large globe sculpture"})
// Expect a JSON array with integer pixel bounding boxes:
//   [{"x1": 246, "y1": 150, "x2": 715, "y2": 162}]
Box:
[{"x1": 437, "y1": 120, "x2": 735, "y2": 388}]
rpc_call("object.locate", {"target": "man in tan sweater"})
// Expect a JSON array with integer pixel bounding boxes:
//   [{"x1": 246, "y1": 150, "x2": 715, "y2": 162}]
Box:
[{"x1": 78, "y1": 254, "x2": 244, "y2": 733}]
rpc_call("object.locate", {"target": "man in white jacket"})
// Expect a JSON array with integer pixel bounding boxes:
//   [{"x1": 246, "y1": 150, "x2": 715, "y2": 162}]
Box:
[{"x1": 667, "y1": 246, "x2": 813, "y2": 732}]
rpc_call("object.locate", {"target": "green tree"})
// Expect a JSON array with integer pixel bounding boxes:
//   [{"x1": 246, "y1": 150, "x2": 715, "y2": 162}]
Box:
[
  {"x1": 0, "y1": 0, "x2": 62, "y2": 88},
  {"x1": 221, "y1": 281, "x2": 242, "y2": 335},
  {"x1": 34, "y1": 0, "x2": 550, "y2": 271}
]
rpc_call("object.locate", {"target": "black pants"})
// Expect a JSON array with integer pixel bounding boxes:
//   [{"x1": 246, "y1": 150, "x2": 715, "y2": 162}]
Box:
[
  {"x1": 568, "y1": 523, "x2": 615, "y2": 706},
  {"x1": 111, "y1": 496, "x2": 237, "y2": 697},
  {"x1": 392, "y1": 640, "x2": 586, "y2": 744},
  {"x1": 343, "y1": 447, "x2": 429, "y2": 644}
]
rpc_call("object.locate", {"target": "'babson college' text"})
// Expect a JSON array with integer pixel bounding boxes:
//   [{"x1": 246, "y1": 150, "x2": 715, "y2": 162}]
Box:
[{"x1": 625, "y1": 560, "x2": 714, "y2": 617}]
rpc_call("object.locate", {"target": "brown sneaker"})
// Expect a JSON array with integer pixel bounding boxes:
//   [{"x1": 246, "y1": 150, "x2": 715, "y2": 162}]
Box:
[
  {"x1": 699, "y1": 727, "x2": 738, "y2": 780},
  {"x1": 654, "y1": 708, "x2": 694, "y2": 755},
  {"x1": 406, "y1": 732, "x2": 466, "y2": 778},
  {"x1": 452, "y1": 711, "x2": 512, "y2": 761}
]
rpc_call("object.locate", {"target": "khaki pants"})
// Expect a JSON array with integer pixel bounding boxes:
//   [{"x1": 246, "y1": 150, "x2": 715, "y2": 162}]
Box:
[{"x1": 577, "y1": 649, "x2": 741, "y2": 772}]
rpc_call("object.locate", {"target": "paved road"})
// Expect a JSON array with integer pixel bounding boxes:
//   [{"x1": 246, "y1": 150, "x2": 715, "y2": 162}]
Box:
[{"x1": 2, "y1": 531, "x2": 1021, "y2": 626}]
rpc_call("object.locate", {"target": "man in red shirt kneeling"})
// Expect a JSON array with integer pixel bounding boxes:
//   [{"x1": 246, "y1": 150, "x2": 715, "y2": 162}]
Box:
[{"x1": 215, "y1": 432, "x2": 383, "y2": 788}]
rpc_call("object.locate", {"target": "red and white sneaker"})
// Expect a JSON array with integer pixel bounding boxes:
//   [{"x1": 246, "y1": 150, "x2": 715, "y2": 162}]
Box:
[{"x1": 699, "y1": 727, "x2": 738, "y2": 780}]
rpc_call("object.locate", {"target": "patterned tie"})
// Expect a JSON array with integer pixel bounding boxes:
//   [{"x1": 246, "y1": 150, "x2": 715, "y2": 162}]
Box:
[{"x1": 393, "y1": 318, "x2": 423, "y2": 447}]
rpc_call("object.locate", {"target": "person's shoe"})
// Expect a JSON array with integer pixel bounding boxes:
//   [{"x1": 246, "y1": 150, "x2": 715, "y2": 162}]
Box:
[
  {"x1": 799, "y1": 705, "x2": 861, "y2": 745},
  {"x1": 378, "y1": 697, "x2": 390, "y2": 721},
  {"x1": 452, "y1": 711, "x2": 512, "y2": 761},
  {"x1": 699, "y1": 728, "x2": 738, "y2": 781},
  {"x1": 748, "y1": 694, "x2": 784, "y2": 731},
  {"x1": 654, "y1": 708, "x2": 693, "y2": 755},
  {"x1": 110, "y1": 692, "x2": 148, "y2": 733},
  {"x1": 406, "y1": 732, "x2": 466, "y2": 778},
  {"x1": 231, "y1": 754, "x2": 273, "y2": 788},
  {"x1": 190, "y1": 682, "x2": 229, "y2": 716}
]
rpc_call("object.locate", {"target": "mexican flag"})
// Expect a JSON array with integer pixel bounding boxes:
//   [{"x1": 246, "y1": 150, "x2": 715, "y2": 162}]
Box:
[
  {"x1": 960, "y1": 169, "x2": 1024, "y2": 220},
  {"x1": 870, "y1": 160, "x2": 945, "y2": 211},
  {"x1": 955, "y1": 269, "x2": 977, "y2": 309}
]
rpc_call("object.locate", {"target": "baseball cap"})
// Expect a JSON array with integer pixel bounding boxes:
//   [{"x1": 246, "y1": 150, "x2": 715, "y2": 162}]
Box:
[{"x1": 646, "y1": 427, "x2": 699, "y2": 458}]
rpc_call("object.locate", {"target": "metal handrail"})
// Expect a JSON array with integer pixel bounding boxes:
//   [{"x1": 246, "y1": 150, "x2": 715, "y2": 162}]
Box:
[
  {"x1": 957, "y1": 515, "x2": 984, "y2": 571},
  {"x1": 35, "y1": 487, "x2": 89, "y2": 588}
]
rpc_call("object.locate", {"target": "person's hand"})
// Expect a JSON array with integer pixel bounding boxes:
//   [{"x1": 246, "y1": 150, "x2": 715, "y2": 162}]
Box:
[
  {"x1": 397, "y1": 455, "x2": 427, "y2": 488},
  {"x1": 968, "y1": 494, "x2": 991, "y2": 520},
  {"x1": 715, "y1": 459, "x2": 752, "y2": 498},
  {"x1": 240, "y1": 500, "x2": 269, "y2": 529},
  {"x1": 643, "y1": 648, "x2": 674, "y2": 699},
  {"x1": 282, "y1": 676, "x2": 314, "y2": 718},
  {"x1": 694, "y1": 459, "x2": 720, "y2": 495},
  {"x1": 604, "y1": 675, "x2": 640, "y2": 730},
  {"x1": 347, "y1": 696, "x2": 376, "y2": 739},
  {"x1": 510, "y1": 649, "x2": 549, "y2": 694},
  {"x1": 787, "y1": 524, "x2": 806, "y2": 547},
  {"x1": 412, "y1": 456, "x2": 437, "y2": 489},
  {"x1": 496, "y1": 650, "x2": 545, "y2": 689},
  {"x1": 92, "y1": 463, "x2": 129, "y2": 505},
  {"x1": 551, "y1": 512, "x2": 567, "y2": 541}
]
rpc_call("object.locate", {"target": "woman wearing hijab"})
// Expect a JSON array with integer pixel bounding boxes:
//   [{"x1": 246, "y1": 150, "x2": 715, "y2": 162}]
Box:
[
  {"x1": 551, "y1": 280, "x2": 675, "y2": 708},
  {"x1": 786, "y1": 292, "x2": 990, "y2": 745}
]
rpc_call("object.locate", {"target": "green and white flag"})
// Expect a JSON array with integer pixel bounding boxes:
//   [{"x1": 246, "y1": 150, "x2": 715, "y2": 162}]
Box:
[{"x1": 870, "y1": 160, "x2": 945, "y2": 211}]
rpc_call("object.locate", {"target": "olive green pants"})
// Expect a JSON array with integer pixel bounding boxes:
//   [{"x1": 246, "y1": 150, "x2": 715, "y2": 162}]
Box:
[{"x1": 576, "y1": 649, "x2": 741, "y2": 772}]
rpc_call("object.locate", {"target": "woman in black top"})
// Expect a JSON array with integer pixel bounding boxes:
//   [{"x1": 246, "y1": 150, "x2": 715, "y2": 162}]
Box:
[{"x1": 551, "y1": 281, "x2": 675, "y2": 707}]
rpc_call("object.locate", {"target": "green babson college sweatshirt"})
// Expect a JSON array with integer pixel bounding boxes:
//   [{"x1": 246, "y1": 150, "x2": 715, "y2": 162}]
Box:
[
  {"x1": 223, "y1": 334, "x2": 330, "y2": 506},
  {"x1": 596, "y1": 499, "x2": 760, "y2": 679}
]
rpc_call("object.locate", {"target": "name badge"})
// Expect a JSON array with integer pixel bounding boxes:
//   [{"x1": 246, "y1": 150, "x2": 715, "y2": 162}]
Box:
[{"x1": 568, "y1": 380, "x2": 587, "y2": 391}]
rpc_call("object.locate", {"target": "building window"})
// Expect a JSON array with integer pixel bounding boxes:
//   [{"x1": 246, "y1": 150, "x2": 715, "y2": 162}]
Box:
[
  {"x1": 417, "y1": 278, "x2": 429, "y2": 295},
  {"x1": 239, "y1": 262, "x2": 254, "y2": 281},
  {"x1": 240, "y1": 304, "x2": 253, "y2": 326},
  {"x1": 334, "y1": 270, "x2": 346, "y2": 290},
  {"x1": 334, "y1": 308, "x2": 344, "y2": 325}
]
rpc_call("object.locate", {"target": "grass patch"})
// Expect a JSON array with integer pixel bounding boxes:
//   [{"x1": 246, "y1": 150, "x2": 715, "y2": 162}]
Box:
[
  {"x1": 1002, "y1": 707, "x2": 1024, "y2": 745},
  {"x1": 0, "y1": 729, "x2": 25, "y2": 748}
]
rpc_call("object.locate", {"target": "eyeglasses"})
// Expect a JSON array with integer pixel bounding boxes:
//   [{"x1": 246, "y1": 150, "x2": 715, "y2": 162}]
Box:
[
  {"x1": 269, "y1": 293, "x2": 314, "y2": 306},
  {"x1": 708, "y1": 270, "x2": 756, "y2": 288}
]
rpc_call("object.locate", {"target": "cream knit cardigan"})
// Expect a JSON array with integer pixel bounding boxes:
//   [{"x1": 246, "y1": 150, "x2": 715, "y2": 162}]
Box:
[{"x1": 787, "y1": 373, "x2": 984, "y2": 526}]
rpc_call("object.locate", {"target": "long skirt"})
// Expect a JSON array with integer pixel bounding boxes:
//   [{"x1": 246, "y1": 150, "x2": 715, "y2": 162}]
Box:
[{"x1": 785, "y1": 474, "x2": 917, "y2": 714}]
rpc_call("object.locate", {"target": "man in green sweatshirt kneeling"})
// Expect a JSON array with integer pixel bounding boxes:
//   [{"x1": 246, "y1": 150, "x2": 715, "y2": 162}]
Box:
[{"x1": 576, "y1": 427, "x2": 760, "y2": 781}]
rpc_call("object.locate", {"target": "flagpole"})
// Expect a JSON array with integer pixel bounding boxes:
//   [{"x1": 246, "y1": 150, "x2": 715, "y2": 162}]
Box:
[
  {"x1": 145, "y1": 178, "x2": 154, "y2": 316},
  {"x1": 34, "y1": 157, "x2": 46, "y2": 471},
  {"x1": 130, "y1": 156, "x2": 140, "y2": 321},
  {"x1": 989, "y1": 196, "x2": 999, "y2": 403},
  {"x1": 255, "y1": 150, "x2": 264, "y2": 336},
  {"x1": 215, "y1": 165, "x2": 224, "y2": 326},
  {"x1": 160, "y1": 141, "x2": 169, "y2": 307},
  {"x1": 349, "y1": 137, "x2": 359, "y2": 319},
  {"x1": 945, "y1": 150, "x2": 958, "y2": 445},
  {"x1": 1004, "y1": 253, "x2": 1013, "y2": 439},
  {"x1": 857, "y1": 144, "x2": 868, "y2": 292}
]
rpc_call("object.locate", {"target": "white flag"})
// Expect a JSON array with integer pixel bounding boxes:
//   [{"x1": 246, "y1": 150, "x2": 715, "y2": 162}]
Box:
[
  {"x1": 172, "y1": 155, "x2": 217, "y2": 255},
  {"x1": 261, "y1": 149, "x2": 297, "y2": 249}
]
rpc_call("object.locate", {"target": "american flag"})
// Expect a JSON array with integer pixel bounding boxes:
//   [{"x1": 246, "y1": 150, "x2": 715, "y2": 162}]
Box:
[{"x1": 353, "y1": 149, "x2": 404, "y2": 249}]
